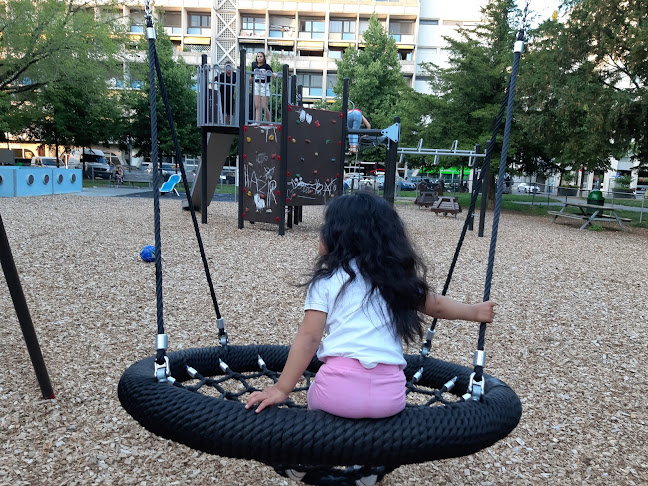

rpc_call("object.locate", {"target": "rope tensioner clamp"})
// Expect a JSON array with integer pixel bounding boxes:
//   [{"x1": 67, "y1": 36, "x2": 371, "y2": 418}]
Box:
[
  {"x1": 463, "y1": 350, "x2": 486, "y2": 401},
  {"x1": 217, "y1": 317, "x2": 228, "y2": 347},
  {"x1": 154, "y1": 334, "x2": 175, "y2": 384},
  {"x1": 419, "y1": 328, "x2": 436, "y2": 357}
]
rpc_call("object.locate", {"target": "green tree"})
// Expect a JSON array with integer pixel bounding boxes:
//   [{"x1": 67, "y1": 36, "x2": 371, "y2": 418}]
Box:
[
  {"x1": 1, "y1": 0, "x2": 125, "y2": 148},
  {"x1": 515, "y1": 8, "x2": 623, "y2": 178},
  {"x1": 558, "y1": 0, "x2": 647, "y2": 166},
  {"x1": 332, "y1": 16, "x2": 410, "y2": 130},
  {"x1": 420, "y1": 0, "x2": 522, "y2": 185},
  {"x1": 124, "y1": 26, "x2": 201, "y2": 160}
]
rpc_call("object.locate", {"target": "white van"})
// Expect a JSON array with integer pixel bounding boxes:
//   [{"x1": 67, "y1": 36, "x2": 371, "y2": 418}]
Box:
[{"x1": 67, "y1": 148, "x2": 112, "y2": 179}]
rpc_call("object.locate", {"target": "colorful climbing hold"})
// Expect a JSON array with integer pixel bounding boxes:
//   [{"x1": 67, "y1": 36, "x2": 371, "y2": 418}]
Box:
[
  {"x1": 314, "y1": 152, "x2": 319, "y2": 156},
  {"x1": 246, "y1": 137, "x2": 251, "y2": 142},
  {"x1": 305, "y1": 139, "x2": 311, "y2": 143},
  {"x1": 314, "y1": 121, "x2": 320, "y2": 127},
  {"x1": 269, "y1": 134, "x2": 275, "y2": 141},
  {"x1": 247, "y1": 191, "x2": 252, "y2": 196}
]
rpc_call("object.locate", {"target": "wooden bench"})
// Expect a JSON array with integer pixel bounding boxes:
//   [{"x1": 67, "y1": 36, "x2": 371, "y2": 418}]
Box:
[
  {"x1": 414, "y1": 192, "x2": 437, "y2": 208},
  {"x1": 547, "y1": 210, "x2": 631, "y2": 223},
  {"x1": 596, "y1": 213, "x2": 632, "y2": 223},
  {"x1": 430, "y1": 196, "x2": 462, "y2": 217},
  {"x1": 119, "y1": 169, "x2": 153, "y2": 188},
  {"x1": 547, "y1": 210, "x2": 588, "y2": 221},
  {"x1": 549, "y1": 206, "x2": 630, "y2": 231}
]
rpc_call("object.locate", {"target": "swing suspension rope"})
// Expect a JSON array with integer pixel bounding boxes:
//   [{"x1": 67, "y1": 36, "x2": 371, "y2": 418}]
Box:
[
  {"x1": 419, "y1": 3, "x2": 529, "y2": 399},
  {"x1": 143, "y1": 1, "x2": 227, "y2": 382}
]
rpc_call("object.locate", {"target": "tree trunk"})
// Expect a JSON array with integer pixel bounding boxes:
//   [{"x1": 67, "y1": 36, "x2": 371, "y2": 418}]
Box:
[{"x1": 488, "y1": 172, "x2": 496, "y2": 210}]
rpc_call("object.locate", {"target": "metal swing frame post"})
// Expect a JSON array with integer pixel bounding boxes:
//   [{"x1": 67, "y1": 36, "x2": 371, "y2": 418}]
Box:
[{"x1": 0, "y1": 214, "x2": 55, "y2": 399}]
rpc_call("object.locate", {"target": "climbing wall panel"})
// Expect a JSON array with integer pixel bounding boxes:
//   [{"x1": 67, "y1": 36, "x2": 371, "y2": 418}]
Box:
[
  {"x1": 286, "y1": 105, "x2": 344, "y2": 206},
  {"x1": 240, "y1": 125, "x2": 281, "y2": 224}
]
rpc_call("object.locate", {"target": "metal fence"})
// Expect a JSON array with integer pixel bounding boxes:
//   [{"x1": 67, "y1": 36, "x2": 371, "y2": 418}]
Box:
[{"x1": 197, "y1": 64, "x2": 286, "y2": 128}]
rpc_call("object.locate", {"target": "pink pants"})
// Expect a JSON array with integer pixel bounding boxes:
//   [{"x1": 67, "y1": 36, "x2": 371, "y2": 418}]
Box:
[{"x1": 307, "y1": 356, "x2": 406, "y2": 419}]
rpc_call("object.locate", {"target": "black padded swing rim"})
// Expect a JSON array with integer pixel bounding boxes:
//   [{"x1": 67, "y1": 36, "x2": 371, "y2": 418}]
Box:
[{"x1": 118, "y1": 345, "x2": 522, "y2": 467}]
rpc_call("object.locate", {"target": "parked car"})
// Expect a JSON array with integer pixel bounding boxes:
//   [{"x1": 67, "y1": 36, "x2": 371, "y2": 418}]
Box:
[
  {"x1": 67, "y1": 148, "x2": 112, "y2": 179},
  {"x1": 408, "y1": 176, "x2": 438, "y2": 191},
  {"x1": 517, "y1": 182, "x2": 540, "y2": 193},
  {"x1": 343, "y1": 173, "x2": 363, "y2": 191},
  {"x1": 148, "y1": 163, "x2": 179, "y2": 182},
  {"x1": 397, "y1": 177, "x2": 416, "y2": 191},
  {"x1": 31, "y1": 156, "x2": 61, "y2": 167}
]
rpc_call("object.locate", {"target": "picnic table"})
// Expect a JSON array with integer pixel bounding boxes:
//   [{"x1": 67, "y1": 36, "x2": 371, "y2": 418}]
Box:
[
  {"x1": 548, "y1": 201, "x2": 630, "y2": 232},
  {"x1": 414, "y1": 192, "x2": 461, "y2": 217}
]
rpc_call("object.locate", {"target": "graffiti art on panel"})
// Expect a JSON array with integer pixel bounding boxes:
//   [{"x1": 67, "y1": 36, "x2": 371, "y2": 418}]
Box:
[
  {"x1": 286, "y1": 106, "x2": 344, "y2": 206},
  {"x1": 241, "y1": 125, "x2": 281, "y2": 224}
]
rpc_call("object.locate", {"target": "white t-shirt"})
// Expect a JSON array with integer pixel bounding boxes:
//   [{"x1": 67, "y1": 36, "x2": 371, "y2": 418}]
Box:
[{"x1": 304, "y1": 263, "x2": 407, "y2": 369}]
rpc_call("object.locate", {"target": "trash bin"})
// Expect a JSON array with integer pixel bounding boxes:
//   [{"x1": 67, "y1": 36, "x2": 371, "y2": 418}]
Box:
[{"x1": 586, "y1": 190, "x2": 605, "y2": 214}]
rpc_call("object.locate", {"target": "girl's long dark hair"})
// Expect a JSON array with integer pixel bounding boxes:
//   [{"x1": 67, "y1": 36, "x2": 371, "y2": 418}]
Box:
[{"x1": 308, "y1": 192, "x2": 429, "y2": 344}]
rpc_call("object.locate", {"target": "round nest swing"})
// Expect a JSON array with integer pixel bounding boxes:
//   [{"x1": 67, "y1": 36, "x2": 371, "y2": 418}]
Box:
[{"x1": 118, "y1": 345, "x2": 521, "y2": 478}]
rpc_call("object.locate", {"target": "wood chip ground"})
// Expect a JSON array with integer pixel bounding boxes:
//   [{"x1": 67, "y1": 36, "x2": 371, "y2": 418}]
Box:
[{"x1": 1, "y1": 195, "x2": 646, "y2": 485}]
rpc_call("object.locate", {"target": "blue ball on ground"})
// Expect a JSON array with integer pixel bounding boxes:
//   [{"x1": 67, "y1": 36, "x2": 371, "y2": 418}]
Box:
[{"x1": 140, "y1": 245, "x2": 156, "y2": 262}]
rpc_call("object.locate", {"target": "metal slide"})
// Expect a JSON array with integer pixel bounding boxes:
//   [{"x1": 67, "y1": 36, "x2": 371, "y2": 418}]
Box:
[{"x1": 183, "y1": 132, "x2": 235, "y2": 210}]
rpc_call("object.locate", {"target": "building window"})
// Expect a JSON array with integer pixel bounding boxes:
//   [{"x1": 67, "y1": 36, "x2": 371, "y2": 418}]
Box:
[
  {"x1": 359, "y1": 18, "x2": 386, "y2": 36},
  {"x1": 297, "y1": 73, "x2": 323, "y2": 97},
  {"x1": 269, "y1": 18, "x2": 294, "y2": 39},
  {"x1": 328, "y1": 47, "x2": 345, "y2": 59},
  {"x1": 330, "y1": 19, "x2": 355, "y2": 41},
  {"x1": 299, "y1": 19, "x2": 325, "y2": 40},
  {"x1": 388, "y1": 21, "x2": 413, "y2": 41},
  {"x1": 326, "y1": 73, "x2": 337, "y2": 97},
  {"x1": 163, "y1": 12, "x2": 182, "y2": 35},
  {"x1": 269, "y1": 45, "x2": 294, "y2": 57},
  {"x1": 298, "y1": 50, "x2": 324, "y2": 57},
  {"x1": 188, "y1": 12, "x2": 211, "y2": 35},
  {"x1": 419, "y1": 19, "x2": 439, "y2": 26},
  {"x1": 242, "y1": 16, "x2": 266, "y2": 36},
  {"x1": 130, "y1": 10, "x2": 145, "y2": 34},
  {"x1": 398, "y1": 49, "x2": 414, "y2": 61}
]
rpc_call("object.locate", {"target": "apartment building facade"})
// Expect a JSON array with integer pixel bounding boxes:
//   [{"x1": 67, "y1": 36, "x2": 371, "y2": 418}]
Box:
[{"x1": 122, "y1": 0, "x2": 485, "y2": 103}]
